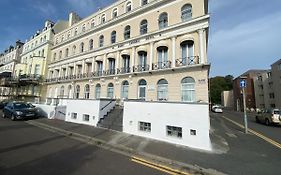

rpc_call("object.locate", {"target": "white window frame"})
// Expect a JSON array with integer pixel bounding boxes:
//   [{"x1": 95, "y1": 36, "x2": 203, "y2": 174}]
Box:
[{"x1": 139, "y1": 121, "x2": 151, "y2": 132}]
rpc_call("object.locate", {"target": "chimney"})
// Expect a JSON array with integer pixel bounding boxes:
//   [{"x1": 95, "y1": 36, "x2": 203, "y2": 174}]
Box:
[{"x1": 69, "y1": 12, "x2": 81, "y2": 27}]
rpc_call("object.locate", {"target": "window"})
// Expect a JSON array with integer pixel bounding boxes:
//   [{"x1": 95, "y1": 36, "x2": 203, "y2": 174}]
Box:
[
  {"x1": 157, "y1": 46, "x2": 168, "y2": 69},
  {"x1": 278, "y1": 63, "x2": 281, "y2": 70},
  {"x1": 269, "y1": 93, "x2": 275, "y2": 99},
  {"x1": 97, "y1": 61, "x2": 103, "y2": 76},
  {"x1": 42, "y1": 49, "x2": 45, "y2": 57},
  {"x1": 107, "y1": 83, "x2": 114, "y2": 98},
  {"x1": 121, "y1": 81, "x2": 129, "y2": 99},
  {"x1": 84, "y1": 84, "x2": 90, "y2": 99},
  {"x1": 122, "y1": 55, "x2": 130, "y2": 73},
  {"x1": 82, "y1": 24, "x2": 86, "y2": 32},
  {"x1": 157, "y1": 79, "x2": 168, "y2": 101},
  {"x1": 181, "y1": 40, "x2": 194, "y2": 65},
  {"x1": 72, "y1": 45, "x2": 76, "y2": 55},
  {"x1": 138, "y1": 51, "x2": 147, "y2": 71},
  {"x1": 190, "y1": 129, "x2": 197, "y2": 136},
  {"x1": 99, "y1": 35, "x2": 104, "y2": 47},
  {"x1": 59, "y1": 51, "x2": 62, "y2": 59},
  {"x1": 126, "y1": 2, "x2": 132, "y2": 12},
  {"x1": 124, "y1": 25, "x2": 131, "y2": 40},
  {"x1": 34, "y1": 64, "x2": 40, "y2": 76},
  {"x1": 91, "y1": 20, "x2": 95, "y2": 28},
  {"x1": 111, "y1": 31, "x2": 116, "y2": 44},
  {"x1": 141, "y1": 0, "x2": 148, "y2": 6},
  {"x1": 68, "y1": 32, "x2": 71, "y2": 38},
  {"x1": 74, "y1": 28, "x2": 78, "y2": 36},
  {"x1": 60, "y1": 86, "x2": 65, "y2": 97},
  {"x1": 65, "y1": 48, "x2": 69, "y2": 57},
  {"x1": 101, "y1": 14, "x2": 106, "y2": 24},
  {"x1": 89, "y1": 39, "x2": 94, "y2": 50},
  {"x1": 140, "y1": 20, "x2": 148, "y2": 35},
  {"x1": 167, "y1": 125, "x2": 182, "y2": 138},
  {"x1": 75, "y1": 85, "x2": 80, "y2": 99},
  {"x1": 112, "y1": 8, "x2": 118, "y2": 18},
  {"x1": 159, "y1": 12, "x2": 168, "y2": 29},
  {"x1": 139, "y1": 121, "x2": 151, "y2": 132},
  {"x1": 181, "y1": 4, "x2": 192, "y2": 21},
  {"x1": 95, "y1": 84, "x2": 101, "y2": 99},
  {"x1": 83, "y1": 114, "x2": 90, "y2": 121},
  {"x1": 80, "y1": 42, "x2": 84, "y2": 53},
  {"x1": 108, "y1": 58, "x2": 115, "y2": 75},
  {"x1": 53, "y1": 53, "x2": 57, "y2": 61},
  {"x1": 67, "y1": 85, "x2": 72, "y2": 98},
  {"x1": 181, "y1": 77, "x2": 195, "y2": 102},
  {"x1": 71, "y1": 113, "x2": 77, "y2": 119},
  {"x1": 138, "y1": 79, "x2": 147, "y2": 100}
]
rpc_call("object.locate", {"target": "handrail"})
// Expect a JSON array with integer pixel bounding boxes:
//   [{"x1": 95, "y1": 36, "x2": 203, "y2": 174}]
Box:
[{"x1": 100, "y1": 99, "x2": 114, "y2": 111}]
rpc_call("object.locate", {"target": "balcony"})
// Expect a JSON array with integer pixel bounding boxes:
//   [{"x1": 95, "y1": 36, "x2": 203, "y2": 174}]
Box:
[
  {"x1": 152, "y1": 61, "x2": 171, "y2": 70},
  {"x1": 133, "y1": 65, "x2": 150, "y2": 72},
  {"x1": 176, "y1": 56, "x2": 199, "y2": 67},
  {"x1": 104, "y1": 69, "x2": 116, "y2": 75},
  {"x1": 117, "y1": 67, "x2": 131, "y2": 74}
]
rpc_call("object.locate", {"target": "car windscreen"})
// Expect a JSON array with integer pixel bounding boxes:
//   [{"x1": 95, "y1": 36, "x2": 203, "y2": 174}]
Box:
[
  {"x1": 273, "y1": 110, "x2": 280, "y2": 115},
  {"x1": 14, "y1": 103, "x2": 29, "y2": 109}
]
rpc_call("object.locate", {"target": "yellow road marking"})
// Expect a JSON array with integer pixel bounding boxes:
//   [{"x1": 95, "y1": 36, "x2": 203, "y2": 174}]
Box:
[
  {"x1": 221, "y1": 116, "x2": 281, "y2": 149},
  {"x1": 131, "y1": 156, "x2": 191, "y2": 175}
]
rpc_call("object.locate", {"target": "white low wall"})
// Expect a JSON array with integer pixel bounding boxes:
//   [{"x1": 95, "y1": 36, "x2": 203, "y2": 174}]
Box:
[
  {"x1": 33, "y1": 104, "x2": 56, "y2": 119},
  {"x1": 65, "y1": 99, "x2": 115, "y2": 126},
  {"x1": 123, "y1": 101, "x2": 211, "y2": 151}
]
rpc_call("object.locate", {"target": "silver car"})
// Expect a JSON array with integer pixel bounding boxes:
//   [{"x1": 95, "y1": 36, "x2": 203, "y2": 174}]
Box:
[{"x1": 255, "y1": 109, "x2": 281, "y2": 126}]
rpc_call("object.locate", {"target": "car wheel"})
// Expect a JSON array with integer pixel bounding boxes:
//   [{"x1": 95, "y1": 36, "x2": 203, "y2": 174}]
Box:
[
  {"x1": 265, "y1": 118, "x2": 270, "y2": 126},
  {"x1": 11, "y1": 114, "x2": 16, "y2": 121},
  {"x1": 255, "y1": 116, "x2": 260, "y2": 123},
  {"x1": 2, "y1": 113, "x2": 5, "y2": 118}
]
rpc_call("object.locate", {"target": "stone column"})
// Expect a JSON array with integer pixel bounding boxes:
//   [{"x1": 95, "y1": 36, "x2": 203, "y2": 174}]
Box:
[
  {"x1": 149, "y1": 42, "x2": 154, "y2": 70},
  {"x1": 82, "y1": 59, "x2": 85, "y2": 74},
  {"x1": 91, "y1": 57, "x2": 95, "y2": 72},
  {"x1": 131, "y1": 47, "x2": 136, "y2": 72},
  {"x1": 116, "y1": 51, "x2": 120, "y2": 74},
  {"x1": 171, "y1": 37, "x2": 176, "y2": 68},
  {"x1": 198, "y1": 29, "x2": 206, "y2": 64},
  {"x1": 103, "y1": 54, "x2": 107, "y2": 71}
]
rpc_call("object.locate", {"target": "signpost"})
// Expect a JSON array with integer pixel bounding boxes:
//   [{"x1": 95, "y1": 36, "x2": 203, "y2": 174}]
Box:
[{"x1": 240, "y1": 78, "x2": 248, "y2": 134}]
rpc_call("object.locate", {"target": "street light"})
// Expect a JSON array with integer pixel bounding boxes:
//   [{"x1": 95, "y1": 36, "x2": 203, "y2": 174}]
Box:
[{"x1": 240, "y1": 76, "x2": 248, "y2": 134}]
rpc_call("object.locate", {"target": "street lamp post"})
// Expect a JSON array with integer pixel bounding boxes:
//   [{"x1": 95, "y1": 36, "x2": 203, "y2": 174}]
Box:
[{"x1": 240, "y1": 76, "x2": 248, "y2": 134}]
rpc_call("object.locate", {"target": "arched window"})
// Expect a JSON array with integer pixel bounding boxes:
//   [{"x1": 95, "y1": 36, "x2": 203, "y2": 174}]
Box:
[
  {"x1": 80, "y1": 42, "x2": 84, "y2": 53},
  {"x1": 159, "y1": 12, "x2": 168, "y2": 29},
  {"x1": 126, "y1": 2, "x2": 132, "y2": 12},
  {"x1": 95, "y1": 84, "x2": 101, "y2": 99},
  {"x1": 157, "y1": 46, "x2": 168, "y2": 69},
  {"x1": 124, "y1": 25, "x2": 131, "y2": 40},
  {"x1": 60, "y1": 86, "x2": 65, "y2": 98},
  {"x1": 67, "y1": 85, "x2": 72, "y2": 98},
  {"x1": 72, "y1": 45, "x2": 76, "y2": 55},
  {"x1": 181, "y1": 4, "x2": 192, "y2": 21},
  {"x1": 53, "y1": 53, "x2": 57, "y2": 61},
  {"x1": 67, "y1": 31, "x2": 71, "y2": 38},
  {"x1": 121, "y1": 80, "x2": 129, "y2": 99},
  {"x1": 44, "y1": 35, "x2": 47, "y2": 41},
  {"x1": 107, "y1": 83, "x2": 114, "y2": 98},
  {"x1": 65, "y1": 48, "x2": 69, "y2": 57},
  {"x1": 140, "y1": 20, "x2": 148, "y2": 35},
  {"x1": 89, "y1": 39, "x2": 94, "y2": 50},
  {"x1": 108, "y1": 58, "x2": 115, "y2": 75},
  {"x1": 74, "y1": 28, "x2": 78, "y2": 36},
  {"x1": 91, "y1": 20, "x2": 95, "y2": 28},
  {"x1": 157, "y1": 79, "x2": 168, "y2": 101},
  {"x1": 99, "y1": 35, "x2": 104, "y2": 47},
  {"x1": 101, "y1": 14, "x2": 106, "y2": 24},
  {"x1": 42, "y1": 49, "x2": 45, "y2": 57},
  {"x1": 84, "y1": 84, "x2": 90, "y2": 99},
  {"x1": 75, "y1": 85, "x2": 80, "y2": 99},
  {"x1": 111, "y1": 31, "x2": 116, "y2": 44},
  {"x1": 181, "y1": 40, "x2": 194, "y2": 65},
  {"x1": 138, "y1": 79, "x2": 147, "y2": 100},
  {"x1": 181, "y1": 77, "x2": 195, "y2": 102},
  {"x1": 82, "y1": 24, "x2": 86, "y2": 32},
  {"x1": 141, "y1": 0, "x2": 148, "y2": 6},
  {"x1": 112, "y1": 8, "x2": 118, "y2": 18}
]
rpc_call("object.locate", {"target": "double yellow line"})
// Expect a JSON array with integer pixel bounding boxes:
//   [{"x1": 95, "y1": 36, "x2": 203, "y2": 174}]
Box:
[
  {"x1": 131, "y1": 156, "x2": 191, "y2": 175},
  {"x1": 221, "y1": 116, "x2": 281, "y2": 149}
]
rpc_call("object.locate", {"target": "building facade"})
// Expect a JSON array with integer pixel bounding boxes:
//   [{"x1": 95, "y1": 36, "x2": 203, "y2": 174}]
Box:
[
  {"x1": 46, "y1": 0, "x2": 210, "y2": 105},
  {"x1": 0, "y1": 41, "x2": 24, "y2": 100},
  {"x1": 13, "y1": 20, "x2": 68, "y2": 102},
  {"x1": 221, "y1": 90, "x2": 234, "y2": 109},
  {"x1": 253, "y1": 59, "x2": 281, "y2": 110}
]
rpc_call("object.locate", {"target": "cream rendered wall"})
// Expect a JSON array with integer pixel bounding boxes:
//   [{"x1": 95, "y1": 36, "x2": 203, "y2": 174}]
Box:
[{"x1": 123, "y1": 101, "x2": 211, "y2": 151}]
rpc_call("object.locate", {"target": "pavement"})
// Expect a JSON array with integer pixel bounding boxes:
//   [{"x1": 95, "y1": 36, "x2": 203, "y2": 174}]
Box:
[{"x1": 19, "y1": 109, "x2": 281, "y2": 175}]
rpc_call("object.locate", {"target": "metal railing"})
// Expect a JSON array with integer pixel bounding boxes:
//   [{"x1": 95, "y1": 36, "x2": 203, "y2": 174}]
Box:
[
  {"x1": 133, "y1": 64, "x2": 150, "y2": 72},
  {"x1": 176, "y1": 56, "x2": 199, "y2": 67},
  {"x1": 152, "y1": 61, "x2": 171, "y2": 70}
]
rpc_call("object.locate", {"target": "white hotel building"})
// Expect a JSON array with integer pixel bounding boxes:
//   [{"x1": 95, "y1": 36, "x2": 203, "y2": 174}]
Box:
[{"x1": 43, "y1": 0, "x2": 211, "y2": 150}]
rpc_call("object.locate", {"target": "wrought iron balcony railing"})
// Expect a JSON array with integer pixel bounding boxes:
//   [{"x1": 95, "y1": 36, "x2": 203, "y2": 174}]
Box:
[
  {"x1": 133, "y1": 65, "x2": 150, "y2": 72},
  {"x1": 176, "y1": 56, "x2": 199, "y2": 67},
  {"x1": 152, "y1": 61, "x2": 171, "y2": 70}
]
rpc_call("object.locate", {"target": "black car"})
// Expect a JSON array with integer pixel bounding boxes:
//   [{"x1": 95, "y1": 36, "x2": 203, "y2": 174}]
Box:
[
  {"x1": 0, "y1": 99, "x2": 10, "y2": 109},
  {"x1": 2, "y1": 101, "x2": 38, "y2": 121}
]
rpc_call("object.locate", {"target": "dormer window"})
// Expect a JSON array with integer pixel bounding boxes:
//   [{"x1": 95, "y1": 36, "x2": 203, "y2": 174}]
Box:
[
  {"x1": 91, "y1": 20, "x2": 95, "y2": 28},
  {"x1": 101, "y1": 14, "x2": 106, "y2": 24},
  {"x1": 126, "y1": 2, "x2": 132, "y2": 12},
  {"x1": 112, "y1": 8, "x2": 118, "y2": 18},
  {"x1": 141, "y1": 0, "x2": 148, "y2": 6},
  {"x1": 74, "y1": 28, "x2": 78, "y2": 36},
  {"x1": 82, "y1": 24, "x2": 86, "y2": 32}
]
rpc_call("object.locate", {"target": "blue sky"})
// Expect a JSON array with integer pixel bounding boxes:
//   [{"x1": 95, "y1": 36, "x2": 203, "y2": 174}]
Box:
[{"x1": 0, "y1": 0, "x2": 281, "y2": 77}]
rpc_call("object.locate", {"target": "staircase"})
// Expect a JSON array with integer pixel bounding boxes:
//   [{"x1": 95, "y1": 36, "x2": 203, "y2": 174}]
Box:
[{"x1": 98, "y1": 105, "x2": 123, "y2": 131}]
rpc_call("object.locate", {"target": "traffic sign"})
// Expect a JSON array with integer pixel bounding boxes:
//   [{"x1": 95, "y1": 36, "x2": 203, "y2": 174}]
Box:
[{"x1": 240, "y1": 79, "x2": 246, "y2": 88}]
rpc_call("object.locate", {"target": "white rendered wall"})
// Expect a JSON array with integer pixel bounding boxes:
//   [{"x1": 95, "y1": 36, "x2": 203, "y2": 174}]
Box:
[
  {"x1": 123, "y1": 101, "x2": 211, "y2": 151},
  {"x1": 33, "y1": 104, "x2": 56, "y2": 119},
  {"x1": 65, "y1": 99, "x2": 115, "y2": 126}
]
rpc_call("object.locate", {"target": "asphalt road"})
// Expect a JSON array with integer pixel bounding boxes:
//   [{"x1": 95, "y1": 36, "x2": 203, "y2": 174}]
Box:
[
  {"x1": 0, "y1": 117, "x2": 167, "y2": 175},
  {"x1": 222, "y1": 110, "x2": 281, "y2": 144}
]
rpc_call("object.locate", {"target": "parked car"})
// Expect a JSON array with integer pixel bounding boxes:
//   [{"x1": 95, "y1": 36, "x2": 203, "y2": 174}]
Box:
[
  {"x1": 212, "y1": 105, "x2": 223, "y2": 113},
  {"x1": 2, "y1": 101, "x2": 38, "y2": 121},
  {"x1": 0, "y1": 99, "x2": 10, "y2": 109},
  {"x1": 255, "y1": 109, "x2": 281, "y2": 126}
]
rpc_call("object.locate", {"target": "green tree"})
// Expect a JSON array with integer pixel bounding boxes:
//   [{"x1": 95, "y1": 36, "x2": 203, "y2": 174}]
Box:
[{"x1": 210, "y1": 75, "x2": 233, "y2": 104}]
